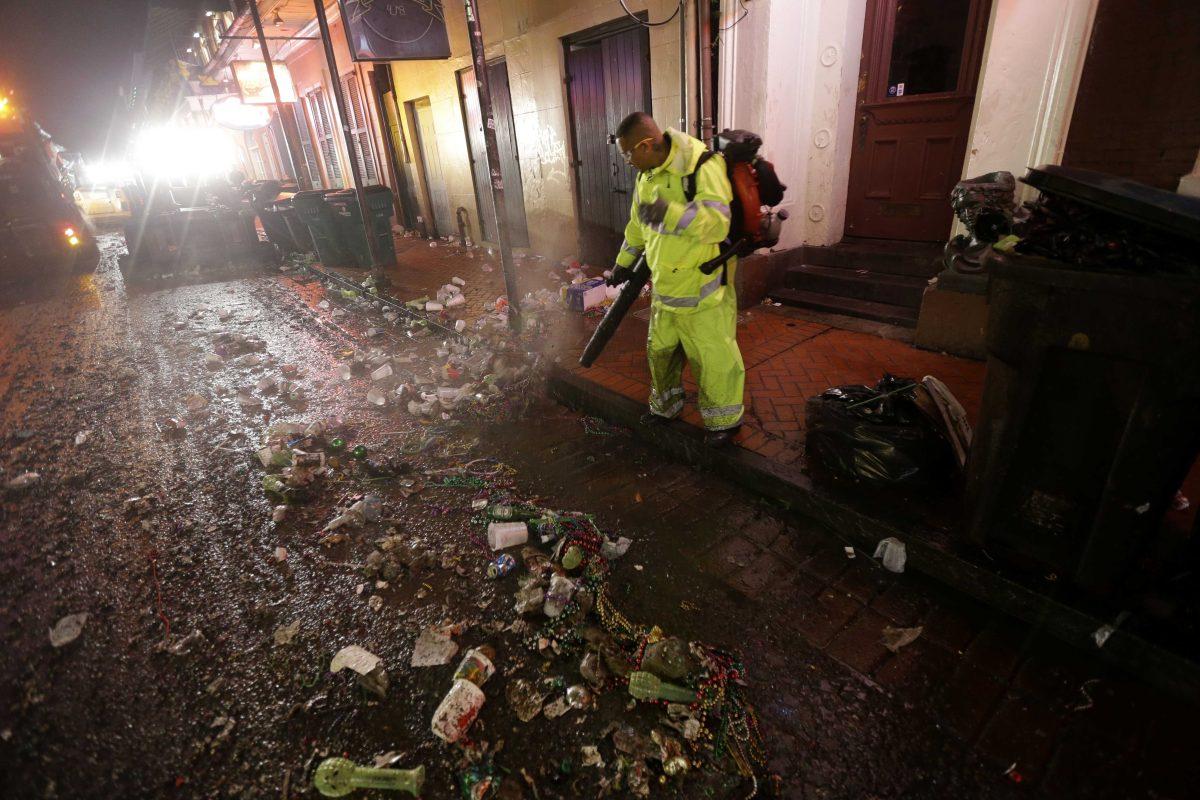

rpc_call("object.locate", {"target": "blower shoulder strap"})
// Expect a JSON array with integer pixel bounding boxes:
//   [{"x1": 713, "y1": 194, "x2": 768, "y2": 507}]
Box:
[{"x1": 684, "y1": 150, "x2": 716, "y2": 203}]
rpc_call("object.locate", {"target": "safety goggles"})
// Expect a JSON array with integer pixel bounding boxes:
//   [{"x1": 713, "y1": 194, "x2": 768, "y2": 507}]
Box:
[{"x1": 609, "y1": 133, "x2": 654, "y2": 163}]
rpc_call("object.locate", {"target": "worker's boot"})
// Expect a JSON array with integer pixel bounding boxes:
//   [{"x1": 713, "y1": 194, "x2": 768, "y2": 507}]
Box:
[
  {"x1": 640, "y1": 411, "x2": 671, "y2": 426},
  {"x1": 704, "y1": 425, "x2": 741, "y2": 448}
]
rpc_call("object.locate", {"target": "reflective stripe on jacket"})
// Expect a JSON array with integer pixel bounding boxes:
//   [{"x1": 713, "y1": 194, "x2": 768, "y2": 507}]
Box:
[{"x1": 613, "y1": 129, "x2": 733, "y2": 313}]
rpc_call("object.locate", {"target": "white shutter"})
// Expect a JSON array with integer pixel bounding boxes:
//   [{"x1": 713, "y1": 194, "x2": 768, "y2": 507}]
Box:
[
  {"x1": 341, "y1": 73, "x2": 380, "y2": 184},
  {"x1": 306, "y1": 87, "x2": 343, "y2": 188}
]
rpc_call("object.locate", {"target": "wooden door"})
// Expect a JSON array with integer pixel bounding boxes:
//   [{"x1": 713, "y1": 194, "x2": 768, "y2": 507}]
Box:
[
  {"x1": 845, "y1": 0, "x2": 991, "y2": 241},
  {"x1": 565, "y1": 21, "x2": 651, "y2": 265},
  {"x1": 405, "y1": 97, "x2": 453, "y2": 237},
  {"x1": 458, "y1": 59, "x2": 530, "y2": 247}
]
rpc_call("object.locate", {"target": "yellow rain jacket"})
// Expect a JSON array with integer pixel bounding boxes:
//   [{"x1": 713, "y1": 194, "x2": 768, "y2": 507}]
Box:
[
  {"x1": 613, "y1": 128, "x2": 734, "y2": 313},
  {"x1": 612, "y1": 129, "x2": 745, "y2": 432}
]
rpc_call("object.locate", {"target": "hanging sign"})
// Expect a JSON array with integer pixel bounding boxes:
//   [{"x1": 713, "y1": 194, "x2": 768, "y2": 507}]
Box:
[
  {"x1": 338, "y1": 0, "x2": 451, "y2": 61},
  {"x1": 212, "y1": 96, "x2": 271, "y2": 131},
  {"x1": 233, "y1": 61, "x2": 298, "y2": 104}
]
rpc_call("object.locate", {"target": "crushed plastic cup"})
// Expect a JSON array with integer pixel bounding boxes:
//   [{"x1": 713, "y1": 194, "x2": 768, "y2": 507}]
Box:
[
  {"x1": 446, "y1": 294, "x2": 466, "y2": 308},
  {"x1": 257, "y1": 445, "x2": 293, "y2": 469},
  {"x1": 425, "y1": 301, "x2": 444, "y2": 312},
  {"x1": 366, "y1": 388, "x2": 387, "y2": 407},
  {"x1": 873, "y1": 537, "x2": 907, "y2": 573},
  {"x1": 455, "y1": 319, "x2": 466, "y2": 333},
  {"x1": 451, "y1": 276, "x2": 466, "y2": 287},
  {"x1": 371, "y1": 364, "x2": 394, "y2": 382},
  {"x1": 437, "y1": 386, "x2": 461, "y2": 409},
  {"x1": 543, "y1": 574, "x2": 577, "y2": 618},
  {"x1": 452, "y1": 646, "x2": 496, "y2": 686},
  {"x1": 351, "y1": 494, "x2": 383, "y2": 522},
  {"x1": 431, "y1": 680, "x2": 484, "y2": 743}
]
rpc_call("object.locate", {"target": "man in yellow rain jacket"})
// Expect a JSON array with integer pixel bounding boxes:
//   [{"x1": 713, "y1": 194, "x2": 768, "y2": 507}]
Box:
[{"x1": 607, "y1": 112, "x2": 744, "y2": 446}]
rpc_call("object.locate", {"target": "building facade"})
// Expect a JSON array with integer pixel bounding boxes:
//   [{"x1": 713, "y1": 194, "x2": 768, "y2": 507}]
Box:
[{"x1": 161, "y1": 1, "x2": 1199, "y2": 339}]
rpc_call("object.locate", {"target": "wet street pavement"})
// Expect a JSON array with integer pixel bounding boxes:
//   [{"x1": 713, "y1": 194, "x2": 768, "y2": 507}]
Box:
[{"x1": 0, "y1": 236, "x2": 1190, "y2": 799}]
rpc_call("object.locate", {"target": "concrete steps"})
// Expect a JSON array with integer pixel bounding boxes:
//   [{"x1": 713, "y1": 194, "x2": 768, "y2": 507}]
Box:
[
  {"x1": 770, "y1": 287, "x2": 920, "y2": 327},
  {"x1": 769, "y1": 239, "x2": 941, "y2": 328}
]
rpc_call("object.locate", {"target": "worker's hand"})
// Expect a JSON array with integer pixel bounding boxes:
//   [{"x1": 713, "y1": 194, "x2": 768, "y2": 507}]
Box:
[
  {"x1": 606, "y1": 266, "x2": 633, "y2": 287},
  {"x1": 637, "y1": 198, "x2": 669, "y2": 227}
]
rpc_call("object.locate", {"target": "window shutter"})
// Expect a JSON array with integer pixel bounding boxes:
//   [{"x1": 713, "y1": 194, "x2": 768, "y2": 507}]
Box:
[
  {"x1": 291, "y1": 103, "x2": 322, "y2": 187},
  {"x1": 307, "y1": 87, "x2": 343, "y2": 187},
  {"x1": 341, "y1": 73, "x2": 380, "y2": 185}
]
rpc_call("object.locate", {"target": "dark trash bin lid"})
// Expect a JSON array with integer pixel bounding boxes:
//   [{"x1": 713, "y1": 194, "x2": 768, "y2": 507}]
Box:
[{"x1": 1023, "y1": 165, "x2": 1200, "y2": 244}]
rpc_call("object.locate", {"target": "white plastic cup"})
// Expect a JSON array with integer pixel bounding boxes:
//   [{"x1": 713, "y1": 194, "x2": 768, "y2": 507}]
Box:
[{"x1": 487, "y1": 521, "x2": 528, "y2": 550}]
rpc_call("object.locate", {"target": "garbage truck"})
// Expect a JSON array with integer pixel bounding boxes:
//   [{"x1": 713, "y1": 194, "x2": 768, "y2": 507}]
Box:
[{"x1": 0, "y1": 93, "x2": 100, "y2": 277}]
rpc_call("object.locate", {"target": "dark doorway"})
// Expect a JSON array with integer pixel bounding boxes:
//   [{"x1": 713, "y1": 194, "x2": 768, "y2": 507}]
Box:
[
  {"x1": 371, "y1": 68, "x2": 422, "y2": 231},
  {"x1": 1062, "y1": 0, "x2": 1200, "y2": 191},
  {"x1": 564, "y1": 18, "x2": 652, "y2": 266},
  {"x1": 844, "y1": 0, "x2": 991, "y2": 241},
  {"x1": 404, "y1": 96, "x2": 453, "y2": 237},
  {"x1": 458, "y1": 59, "x2": 529, "y2": 247}
]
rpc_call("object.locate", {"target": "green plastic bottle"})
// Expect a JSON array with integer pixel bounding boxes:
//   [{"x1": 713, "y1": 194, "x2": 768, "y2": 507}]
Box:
[
  {"x1": 627, "y1": 671, "x2": 698, "y2": 704},
  {"x1": 313, "y1": 758, "x2": 424, "y2": 797},
  {"x1": 488, "y1": 503, "x2": 541, "y2": 521}
]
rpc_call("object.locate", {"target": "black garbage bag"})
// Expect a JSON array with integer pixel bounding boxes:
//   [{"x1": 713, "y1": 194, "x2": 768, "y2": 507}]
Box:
[{"x1": 805, "y1": 374, "x2": 956, "y2": 487}]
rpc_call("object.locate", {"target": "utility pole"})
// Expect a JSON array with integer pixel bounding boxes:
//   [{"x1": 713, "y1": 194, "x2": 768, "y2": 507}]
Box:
[
  {"x1": 248, "y1": 0, "x2": 310, "y2": 189},
  {"x1": 312, "y1": 0, "x2": 384, "y2": 275},
  {"x1": 462, "y1": 0, "x2": 521, "y2": 330}
]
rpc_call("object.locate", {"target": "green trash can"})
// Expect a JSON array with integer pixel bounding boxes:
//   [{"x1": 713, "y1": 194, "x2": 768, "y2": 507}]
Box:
[
  {"x1": 326, "y1": 185, "x2": 396, "y2": 268},
  {"x1": 294, "y1": 189, "x2": 351, "y2": 267}
]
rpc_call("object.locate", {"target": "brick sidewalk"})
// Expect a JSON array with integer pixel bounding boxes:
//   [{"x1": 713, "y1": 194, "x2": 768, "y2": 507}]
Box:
[
  {"x1": 363, "y1": 238, "x2": 1197, "y2": 532},
  {"x1": 567, "y1": 300, "x2": 986, "y2": 467}
]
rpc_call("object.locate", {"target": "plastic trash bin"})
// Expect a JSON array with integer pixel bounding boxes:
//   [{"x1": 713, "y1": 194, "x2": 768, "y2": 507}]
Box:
[
  {"x1": 273, "y1": 195, "x2": 313, "y2": 255},
  {"x1": 965, "y1": 167, "x2": 1200, "y2": 598},
  {"x1": 326, "y1": 185, "x2": 396, "y2": 268},
  {"x1": 293, "y1": 189, "x2": 351, "y2": 267}
]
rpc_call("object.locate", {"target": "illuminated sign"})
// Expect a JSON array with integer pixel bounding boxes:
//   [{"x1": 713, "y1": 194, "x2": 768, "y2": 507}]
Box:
[
  {"x1": 232, "y1": 60, "x2": 298, "y2": 104},
  {"x1": 338, "y1": 0, "x2": 451, "y2": 61},
  {"x1": 212, "y1": 96, "x2": 271, "y2": 130}
]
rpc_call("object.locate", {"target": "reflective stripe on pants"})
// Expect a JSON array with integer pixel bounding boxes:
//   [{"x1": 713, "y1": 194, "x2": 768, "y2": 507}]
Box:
[{"x1": 646, "y1": 289, "x2": 745, "y2": 431}]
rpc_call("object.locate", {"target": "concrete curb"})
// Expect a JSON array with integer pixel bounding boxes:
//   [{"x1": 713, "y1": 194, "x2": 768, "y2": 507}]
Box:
[{"x1": 549, "y1": 365, "x2": 1200, "y2": 704}]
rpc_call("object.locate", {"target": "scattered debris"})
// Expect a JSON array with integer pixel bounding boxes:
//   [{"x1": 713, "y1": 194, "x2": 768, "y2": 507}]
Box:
[
  {"x1": 431, "y1": 645, "x2": 495, "y2": 743},
  {"x1": 267, "y1": 620, "x2": 298, "y2": 646},
  {"x1": 49, "y1": 613, "x2": 88, "y2": 648},
  {"x1": 506, "y1": 677, "x2": 546, "y2": 723},
  {"x1": 5, "y1": 472, "x2": 40, "y2": 491},
  {"x1": 331, "y1": 645, "x2": 389, "y2": 698},
  {"x1": 410, "y1": 627, "x2": 459, "y2": 667},
  {"x1": 1072, "y1": 678, "x2": 1101, "y2": 712},
  {"x1": 873, "y1": 537, "x2": 907, "y2": 573},
  {"x1": 881, "y1": 625, "x2": 923, "y2": 653},
  {"x1": 1093, "y1": 611, "x2": 1130, "y2": 648}
]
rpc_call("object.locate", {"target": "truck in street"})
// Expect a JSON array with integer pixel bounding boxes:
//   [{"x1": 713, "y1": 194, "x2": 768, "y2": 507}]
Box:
[{"x1": 0, "y1": 93, "x2": 99, "y2": 278}]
